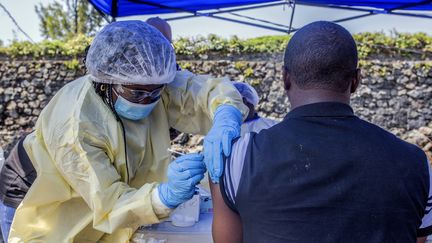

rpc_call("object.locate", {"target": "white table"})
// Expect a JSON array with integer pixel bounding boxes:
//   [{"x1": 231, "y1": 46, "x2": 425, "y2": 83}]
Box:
[{"x1": 132, "y1": 213, "x2": 213, "y2": 243}]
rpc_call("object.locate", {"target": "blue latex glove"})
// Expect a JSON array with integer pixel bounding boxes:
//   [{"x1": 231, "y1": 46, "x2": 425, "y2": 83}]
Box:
[
  {"x1": 158, "y1": 153, "x2": 206, "y2": 208},
  {"x1": 203, "y1": 105, "x2": 243, "y2": 184}
]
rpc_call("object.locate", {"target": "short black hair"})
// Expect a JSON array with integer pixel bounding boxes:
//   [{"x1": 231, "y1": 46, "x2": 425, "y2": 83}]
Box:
[{"x1": 284, "y1": 21, "x2": 358, "y2": 93}]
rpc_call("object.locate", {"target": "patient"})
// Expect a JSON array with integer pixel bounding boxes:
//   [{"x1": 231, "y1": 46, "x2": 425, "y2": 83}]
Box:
[
  {"x1": 210, "y1": 21, "x2": 432, "y2": 243},
  {"x1": 146, "y1": 17, "x2": 172, "y2": 43}
]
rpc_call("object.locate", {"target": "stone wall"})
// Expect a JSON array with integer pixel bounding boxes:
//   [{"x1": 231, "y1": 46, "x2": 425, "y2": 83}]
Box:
[
  {"x1": 0, "y1": 60, "x2": 86, "y2": 155},
  {"x1": 0, "y1": 54, "x2": 431, "y2": 160}
]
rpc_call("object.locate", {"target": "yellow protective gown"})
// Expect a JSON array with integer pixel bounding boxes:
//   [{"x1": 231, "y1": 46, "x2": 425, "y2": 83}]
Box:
[{"x1": 9, "y1": 70, "x2": 247, "y2": 243}]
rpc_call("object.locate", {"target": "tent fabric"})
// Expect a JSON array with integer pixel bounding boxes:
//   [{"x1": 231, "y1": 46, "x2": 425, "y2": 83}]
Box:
[
  {"x1": 88, "y1": 0, "x2": 432, "y2": 18},
  {"x1": 89, "y1": 0, "x2": 278, "y2": 17}
]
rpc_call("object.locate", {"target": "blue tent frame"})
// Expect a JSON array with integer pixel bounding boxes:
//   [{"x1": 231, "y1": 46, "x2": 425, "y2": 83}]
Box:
[{"x1": 88, "y1": 0, "x2": 432, "y2": 33}]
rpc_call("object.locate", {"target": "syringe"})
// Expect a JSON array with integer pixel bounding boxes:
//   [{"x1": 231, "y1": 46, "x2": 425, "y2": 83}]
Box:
[
  {"x1": 167, "y1": 148, "x2": 203, "y2": 190},
  {"x1": 167, "y1": 148, "x2": 186, "y2": 157}
]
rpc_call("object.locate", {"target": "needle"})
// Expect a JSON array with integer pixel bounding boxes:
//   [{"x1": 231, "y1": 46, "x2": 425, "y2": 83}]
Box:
[{"x1": 167, "y1": 148, "x2": 185, "y2": 156}]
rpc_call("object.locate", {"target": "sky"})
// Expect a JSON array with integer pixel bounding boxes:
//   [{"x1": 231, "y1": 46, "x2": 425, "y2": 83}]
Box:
[{"x1": 1, "y1": 0, "x2": 432, "y2": 44}]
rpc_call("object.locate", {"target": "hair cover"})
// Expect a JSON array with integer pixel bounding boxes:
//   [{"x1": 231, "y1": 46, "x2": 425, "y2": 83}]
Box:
[
  {"x1": 233, "y1": 82, "x2": 259, "y2": 106},
  {"x1": 86, "y1": 20, "x2": 176, "y2": 85}
]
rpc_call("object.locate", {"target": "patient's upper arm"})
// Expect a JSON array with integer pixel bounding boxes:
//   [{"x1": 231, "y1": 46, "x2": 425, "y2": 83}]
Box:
[
  {"x1": 210, "y1": 180, "x2": 242, "y2": 243},
  {"x1": 210, "y1": 133, "x2": 252, "y2": 243}
]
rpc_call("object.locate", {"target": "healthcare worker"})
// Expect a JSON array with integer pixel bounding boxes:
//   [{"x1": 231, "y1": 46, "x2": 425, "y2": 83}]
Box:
[
  {"x1": 6, "y1": 21, "x2": 247, "y2": 242},
  {"x1": 142, "y1": 16, "x2": 245, "y2": 184},
  {"x1": 233, "y1": 82, "x2": 278, "y2": 136}
]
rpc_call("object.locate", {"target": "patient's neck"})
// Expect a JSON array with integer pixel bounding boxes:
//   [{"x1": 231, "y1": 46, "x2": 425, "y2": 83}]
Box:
[{"x1": 288, "y1": 88, "x2": 350, "y2": 110}]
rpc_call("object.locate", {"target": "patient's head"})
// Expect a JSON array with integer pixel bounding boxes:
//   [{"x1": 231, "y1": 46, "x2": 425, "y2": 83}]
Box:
[
  {"x1": 283, "y1": 21, "x2": 360, "y2": 106},
  {"x1": 233, "y1": 82, "x2": 259, "y2": 121},
  {"x1": 146, "y1": 17, "x2": 172, "y2": 43}
]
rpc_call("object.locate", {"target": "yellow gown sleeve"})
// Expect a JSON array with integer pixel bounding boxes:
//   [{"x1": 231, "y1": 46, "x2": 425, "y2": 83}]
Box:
[
  {"x1": 47, "y1": 120, "x2": 161, "y2": 234},
  {"x1": 162, "y1": 70, "x2": 249, "y2": 135}
]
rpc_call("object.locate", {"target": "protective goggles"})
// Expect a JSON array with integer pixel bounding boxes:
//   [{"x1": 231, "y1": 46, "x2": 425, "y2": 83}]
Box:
[{"x1": 113, "y1": 84, "x2": 165, "y2": 103}]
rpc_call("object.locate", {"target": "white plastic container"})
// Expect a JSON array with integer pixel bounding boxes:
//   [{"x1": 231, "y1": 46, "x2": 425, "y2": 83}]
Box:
[{"x1": 170, "y1": 194, "x2": 200, "y2": 227}]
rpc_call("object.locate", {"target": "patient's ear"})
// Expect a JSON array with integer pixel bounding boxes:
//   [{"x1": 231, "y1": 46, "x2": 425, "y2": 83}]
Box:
[
  {"x1": 283, "y1": 68, "x2": 291, "y2": 91},
  {"x1": 350, "y1": 68, "x2": 361, "y2": 94}
]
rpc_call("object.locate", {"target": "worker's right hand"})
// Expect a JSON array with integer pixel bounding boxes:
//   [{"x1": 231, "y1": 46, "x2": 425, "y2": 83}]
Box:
[
  {"x1": 158, "y1": 153, "x2": 206, "y2": 208},
  {"x1": 203, "y1": 105, "x2": 242, "y2": 184}
]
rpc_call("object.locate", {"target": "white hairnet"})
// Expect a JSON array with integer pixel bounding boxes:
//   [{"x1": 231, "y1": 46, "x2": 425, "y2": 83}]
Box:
[
  {"x1": 233, "y1": 82, "x2": 259, "y2": 107},
  {"x1": 86, "y1": 20, "x2": 176, "y2": 85}
]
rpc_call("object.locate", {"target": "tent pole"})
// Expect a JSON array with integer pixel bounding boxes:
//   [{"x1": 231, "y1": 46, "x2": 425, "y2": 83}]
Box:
[
  {"x1": 288, "y1": 0, "x2": 296, "y2": 33},
  {"x1": 163, "y1": 2, "x2": 289, "y2": 22},
  {"x1": 296, "y1": 2, "x2": 432, "y2": 20},
  {"x1": 332, "y1": 12, "x2": 376, "y2": 23},
  {"x1": 387, "y1": 11, "x2": 432, "y2": 19},
  {"x1": 111, "y1": 0, "x2": 118, "y2": 22},
  {"x1": 165, "y1": 2, "x2": 286, "y2": 21},
  {"x1": 210, "y1": 15, "x2": 289, "y2": 33},
  {"x1": 207, "y1": 1, "x2": 287, "y2": 14},
  {"x1": 227, "y1": 12, "x2": 293, "y2": 29},
  {"x1": 296, "y1": 3, "x2": 375, "y2": 13}
]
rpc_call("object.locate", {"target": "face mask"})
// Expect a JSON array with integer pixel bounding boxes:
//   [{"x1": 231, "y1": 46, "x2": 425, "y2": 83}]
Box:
[{"x1": 114, "y1": 95, "x2": 159, "y2": 120}]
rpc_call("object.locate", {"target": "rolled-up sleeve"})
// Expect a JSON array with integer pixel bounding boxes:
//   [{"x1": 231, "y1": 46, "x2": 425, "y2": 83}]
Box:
[
  {"x1": 220, "y1": 133, "x2": 252, "y2": 212},
  {"x1": 162, "y1": 70, "x2": 248, "y2": 135},
  {"x1": 418, "y1": 161, "x2": 432, "y2": 237}
]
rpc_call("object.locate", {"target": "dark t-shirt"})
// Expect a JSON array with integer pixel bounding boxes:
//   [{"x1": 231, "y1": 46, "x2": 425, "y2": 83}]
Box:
[
  {"x1": 0, "y1": 136, "x2": 36, "y2": 208},
  {"x1": 221, "y1": 102, "x2": 432, "y2": 242}
]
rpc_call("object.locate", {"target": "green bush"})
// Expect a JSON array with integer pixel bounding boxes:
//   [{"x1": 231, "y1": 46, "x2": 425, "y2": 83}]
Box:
[
  {"x1": 0, "y1": 35, "x2": 92, "y2": 58},
  {"x1": 64, "y1": 59, "x2": 80, "y2": 70},
  {"x1": 173, "y1": 34, "x2": 290, "y2": 56},
  {"x1": 179, "y1": 62, "x2": 192, "y2": 70},
  {"x1": 234, "y1": 61, "x2": 247, "y2": 70},
  {"x1": 1, "y1": 32, "x2": 431, "y2": 59},
  {"x1": 244, "y1": 67, "x2": 254, "y2": 78},
  {"x1": 353, "y1": 32, "x2": 432, "y2": 58}
]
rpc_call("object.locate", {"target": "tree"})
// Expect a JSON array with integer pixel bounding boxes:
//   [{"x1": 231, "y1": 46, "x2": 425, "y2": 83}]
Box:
[{"x1": 35, "y1": 0, "x2": 105, "y2": 40}]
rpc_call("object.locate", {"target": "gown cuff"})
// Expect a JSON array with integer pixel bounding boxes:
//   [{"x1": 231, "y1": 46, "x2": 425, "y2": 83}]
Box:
[{"x1": 151, "y1": 186, "x2": 173, "y2": 219}]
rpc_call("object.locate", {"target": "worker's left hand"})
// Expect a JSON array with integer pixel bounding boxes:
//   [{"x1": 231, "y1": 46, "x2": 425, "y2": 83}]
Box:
[
  {"x1": 203, "y1": 105, "x2": 242, "y2": 184},
  {"x1": 158, "y1": 153, "x2": 206, "y2": 208}
]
